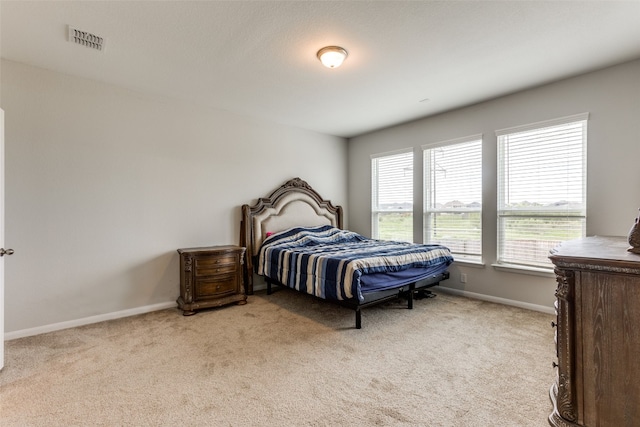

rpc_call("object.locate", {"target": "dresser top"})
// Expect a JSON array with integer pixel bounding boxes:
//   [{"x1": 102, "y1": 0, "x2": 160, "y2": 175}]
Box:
[{"x1": 550, "y1": 236, "x2": 640, "y2": 271}]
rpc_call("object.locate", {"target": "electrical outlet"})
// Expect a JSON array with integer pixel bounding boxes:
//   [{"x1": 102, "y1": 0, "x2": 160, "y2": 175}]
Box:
[{"x1": 460, "y1": 273, "x2": 467, "y2": 283}]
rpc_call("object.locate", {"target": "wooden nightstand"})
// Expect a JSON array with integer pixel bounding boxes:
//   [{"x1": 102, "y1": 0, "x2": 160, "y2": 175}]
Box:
[{"x1": 177, "y1": 245, "x2": 247, "y2": 316}]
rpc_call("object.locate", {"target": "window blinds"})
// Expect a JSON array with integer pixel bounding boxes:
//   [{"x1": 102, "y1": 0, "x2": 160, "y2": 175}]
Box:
[
  {"x1": 497, "y1": 114, "x2": 587, "y2": 268},
  {"x1": 371, "y1": 150, "x2": 413, "y2": 242},
  {"x1": 424, "y1": 137, "x2": 482, "y2": 261}
]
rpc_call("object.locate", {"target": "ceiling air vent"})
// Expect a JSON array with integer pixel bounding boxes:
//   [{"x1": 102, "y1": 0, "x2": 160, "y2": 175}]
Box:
[{"x1": 68, "y1": 26, "x2": 105, "y2": 52}]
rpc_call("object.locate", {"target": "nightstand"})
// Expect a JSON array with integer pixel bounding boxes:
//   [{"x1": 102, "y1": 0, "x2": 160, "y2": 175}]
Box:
[{"x1": 177, "y1": 245, "x2": 247, "y2": 315}]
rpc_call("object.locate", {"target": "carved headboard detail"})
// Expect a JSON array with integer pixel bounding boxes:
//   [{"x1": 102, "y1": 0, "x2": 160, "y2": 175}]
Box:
[{"x1": 240, "y1": 177, "x2": 343, "y2": 294}]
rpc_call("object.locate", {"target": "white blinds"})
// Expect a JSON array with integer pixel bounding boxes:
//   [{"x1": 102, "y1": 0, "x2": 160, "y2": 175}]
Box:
[
  {"x1": 371, "y1": 150, "x2": 413, "y2": 242},
  {"x1": 423, "y1": 137, "x2": 482, "y2": 261},
  {"x1": 497, "y1": 114, "x2": 587, "y2": 268}
]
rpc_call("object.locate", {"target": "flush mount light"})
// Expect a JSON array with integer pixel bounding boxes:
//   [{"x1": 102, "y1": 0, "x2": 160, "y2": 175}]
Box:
[{"x1": 317, "y1": 46, "x2": 348, "y2": 69}]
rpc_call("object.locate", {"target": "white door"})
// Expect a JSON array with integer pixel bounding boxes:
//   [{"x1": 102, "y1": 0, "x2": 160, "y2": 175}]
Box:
[
  {"x1": 0, "y1": 109, "x2": 4, "y2": 370},
  {"x1": 0, "y1": 109, "x2": 8, "y2": 370}
]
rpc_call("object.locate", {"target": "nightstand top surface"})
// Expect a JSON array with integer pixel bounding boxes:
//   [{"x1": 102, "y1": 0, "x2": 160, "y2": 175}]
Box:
[{"x1": 178, "y1": 245, "x2": 244, "y2": 254}]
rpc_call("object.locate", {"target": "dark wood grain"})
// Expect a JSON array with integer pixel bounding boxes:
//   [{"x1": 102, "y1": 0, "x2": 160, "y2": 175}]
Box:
[
  {"x1": 549, "y1": 236, "x2": 640, "y2": 427},
  {"x1": 177, "y1": 245, "x2": 247, "y2": 315}
]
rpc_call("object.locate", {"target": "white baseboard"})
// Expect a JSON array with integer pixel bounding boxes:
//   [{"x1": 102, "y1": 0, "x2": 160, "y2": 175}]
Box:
[
  {"x1": 5, "y1": 301, "x2": 177, "y2": 341},
  {"x1": 435, "y1": 286, "x2": 555, "y2": 315}
]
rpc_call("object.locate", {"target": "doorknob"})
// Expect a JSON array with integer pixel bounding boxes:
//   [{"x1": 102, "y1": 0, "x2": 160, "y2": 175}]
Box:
[{"x1": 0, "y1": 248, "x2": 14, "y2": 256}]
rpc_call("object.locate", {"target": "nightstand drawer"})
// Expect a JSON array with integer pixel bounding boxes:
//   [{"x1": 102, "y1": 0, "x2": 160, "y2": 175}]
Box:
[
  {"x1": 195, "y1": 261, "x2": 237, "y2": 276},
  {"x1": 196, "y1": 254, "x2": 236, "y2": 267},
  {"x1": 195, "y1": 274, "x2": 237, "y2": 298}
]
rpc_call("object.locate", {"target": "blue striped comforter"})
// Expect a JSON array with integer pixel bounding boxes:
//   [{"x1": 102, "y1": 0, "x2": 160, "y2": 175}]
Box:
[{"x1": 257, "y1": 225, "x2": 453, "y2": 302}]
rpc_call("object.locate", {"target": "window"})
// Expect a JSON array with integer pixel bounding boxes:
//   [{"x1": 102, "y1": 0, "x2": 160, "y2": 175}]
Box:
[
  {"x1": 497, "y1": 113, "x2": 588, "y2": 270},
  {"x1": 371, "y1": 149, "x2": 413, "y2": 242},
  {"x1": 423, "y1": 136, "x2": 482, "y2": 262}
]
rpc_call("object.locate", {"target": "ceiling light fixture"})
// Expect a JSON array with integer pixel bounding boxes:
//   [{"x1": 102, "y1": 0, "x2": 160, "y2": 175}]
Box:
[{"x1": 317, "y1": 46, "x2": 348, "y2": 69}]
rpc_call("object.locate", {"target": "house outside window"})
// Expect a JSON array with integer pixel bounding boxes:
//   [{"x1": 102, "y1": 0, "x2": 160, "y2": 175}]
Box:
[
  {"x1": 371, "y1": 149, "x2": 413, "y2": 242},
  {"x1": 423, "y1": 136, "x2": 482, "y2": 262},
  {"x1": 496, "y1": 113, "x2": 588, "y2": 270}
]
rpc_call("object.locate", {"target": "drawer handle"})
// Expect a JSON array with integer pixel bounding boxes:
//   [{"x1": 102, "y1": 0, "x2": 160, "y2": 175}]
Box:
[
  {"x1": 551, "y1": 321, "x2": 557, "y2": 328},
  {"x1": 552, "y1": 361, "x2": 559, "y2": 369}
]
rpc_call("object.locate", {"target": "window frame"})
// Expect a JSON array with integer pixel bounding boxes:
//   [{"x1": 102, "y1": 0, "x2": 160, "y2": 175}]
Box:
[
  {"x1": 422, "y1": 135, "x2": 483, "y2": 263},
  {"x1": 371, "y1": 148, "x2": 414, "y2": 242},
  {"x1": 495, "y1": 113, "x2": 588, "y2": 271}
]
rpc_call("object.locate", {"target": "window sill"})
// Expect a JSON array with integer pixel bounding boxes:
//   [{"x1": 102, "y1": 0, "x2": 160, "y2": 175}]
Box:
[{"x1": 491, "y1": 263, "x2": 555, "y2": 278}]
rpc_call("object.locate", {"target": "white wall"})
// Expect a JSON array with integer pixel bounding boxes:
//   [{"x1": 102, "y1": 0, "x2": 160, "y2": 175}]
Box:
[
  {"x1": 1, "y1": 59, "x2": 347, "y2": 334},
  {"x1": 348, "y1": 59, "x2": 640, "y2": 310}
]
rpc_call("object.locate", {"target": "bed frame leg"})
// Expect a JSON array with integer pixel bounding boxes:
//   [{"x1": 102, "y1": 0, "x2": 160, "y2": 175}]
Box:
[
  {"x1": 355, "y1": 308, "x2": 362, "y2": 329},
  {"x1": 408, "y1": 283, "x2": 415, "y2": 310},
  {"x1": 266, "y1": 279, "x2": 272, "y2": 295}
]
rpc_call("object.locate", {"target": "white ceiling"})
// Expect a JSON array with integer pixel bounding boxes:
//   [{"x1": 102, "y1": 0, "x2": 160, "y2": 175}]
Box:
[{"x1": 2, "y1": 1, "x2": 640, "y2": 138}]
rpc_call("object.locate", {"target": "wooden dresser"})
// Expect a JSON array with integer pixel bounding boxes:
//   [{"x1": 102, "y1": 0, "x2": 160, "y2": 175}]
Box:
[
  {"x1": 549, "y1": 236, "x2": 640, "y2": 427},
  {"x1": 177, "y1": 245, "x2": 247, "y2": 315}
]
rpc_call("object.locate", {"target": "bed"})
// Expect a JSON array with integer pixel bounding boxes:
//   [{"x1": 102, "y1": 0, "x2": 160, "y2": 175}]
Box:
[{"x1": 240, "y1": 177, "x2": 453, "y2": 328}]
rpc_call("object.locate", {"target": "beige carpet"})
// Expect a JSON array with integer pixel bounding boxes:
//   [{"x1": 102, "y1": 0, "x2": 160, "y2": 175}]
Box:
[{"x1": 0, "y1": 289, "x2": 555, "y2": 426}]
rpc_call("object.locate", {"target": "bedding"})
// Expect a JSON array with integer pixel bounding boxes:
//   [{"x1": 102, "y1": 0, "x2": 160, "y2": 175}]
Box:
[{"x1": 257, "y1": 225, "x2": 453, "y2": 303}]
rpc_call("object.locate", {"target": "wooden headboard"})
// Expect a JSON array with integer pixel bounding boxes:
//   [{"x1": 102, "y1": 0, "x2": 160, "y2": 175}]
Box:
[{"x1": 240, "y1": 177, "x2": 343, "y2": 294}]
